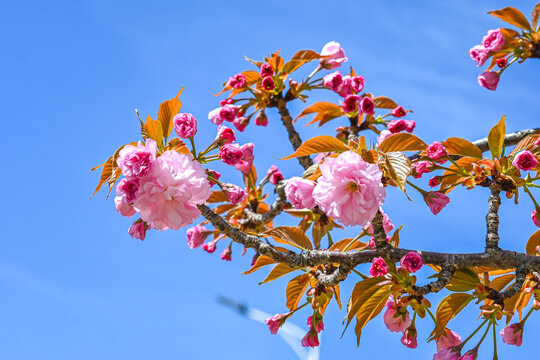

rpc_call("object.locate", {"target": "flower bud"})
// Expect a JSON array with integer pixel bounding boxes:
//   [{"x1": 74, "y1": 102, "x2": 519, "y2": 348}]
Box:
[{"x1": 173, "y1": 113, "x2": 197, "y2": 138}]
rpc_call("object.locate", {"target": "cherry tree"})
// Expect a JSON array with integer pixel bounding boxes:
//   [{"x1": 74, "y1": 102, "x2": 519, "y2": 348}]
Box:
[{"x1": 92, "y1": 3, "x2": 540, "y2": 359}]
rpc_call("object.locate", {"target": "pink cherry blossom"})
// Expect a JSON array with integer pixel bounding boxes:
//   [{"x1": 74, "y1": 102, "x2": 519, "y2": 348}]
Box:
[
  {"x1": 233, "y1": 116, "x2": 249, "y2": 132},
  {"x1": 216, "y1": 125, "x2": 236, "y2": 144},
  {"x1": 478, "y1": 71, "x2": 499, "y2": 91},
  {"x1": 301, "y1": 331, "x2": 320, "y2": 347},
  {"x1": 219, "y1": 104, "x2": 238, "y2": 122},
  {"x1": 401, "y1": 325, "x2": 417, "y2": 349},
  {"x1": 469, "y1": 45, "x2": 490, "y2": 67},
  {"x1": 400, "y1": 251, "x2": 423, "y2": 273},
  {"x1": 206, "y1": 169, "x2": 221, "y2": 186},
  {"x1": 437, "y1": 329, "x2": 462, "y2": 351},
  {"x1": 285, "y1": 177, "x2": 316, "y2": 209},
  {"x1": 260, "y1": 63, "x2": 274, "y2": 77},
  {"x1": 220, "y1": 98, "x2": 233, "y2": 106},
  {"x1": 265, "y1": 313, "x2": 286, "y2": 334},
  {"x1": 234, "y1": 143, "x2": 255, "y2": 174},
  {"x1": 512, "y1": 150, "x2": 538, "y2": 171},
  {"x1": 117, "y1": 139, "x2": 157, "y2": 179},
  {"x1": 202, "y1": 240, "x2": 217, "y2": 253},
  {"x1": 173, "y1": 113, "x2": 197, "y2": 138},
  {"x1": 429, "y1": 176, "x2": 442, "y2": 188},
  {"x1": 426, "y1": 141, "x2": 448, "y2": 161},
  {"x1": 370, "y1": 257, "x2": 389, "y2": 277},
  {"x1": 532, "y1": 210, "x2": 540, "y2": 227},
  {"x1": 228, "y1": 73, "x2": 246, "y2": 88},
  {"x1": 337, "y1": 75, "x2": 352, "y2": 97},
  {"x1": 482, "y1": 29, "x2": 506, "y2": 52},
  {"x1": 114, "y1": 178, "x2": 138, "y2": 217},
  {"x1": 343, "y1": 94, "x2": 360, "y2": 112},
  {"x1": 364, "y1": 209, "x2": 394, "y2": 234},
  {"x1": 313, "y1": 151, "x2": 386, "y2": 227},
  {"x1": 320, "y1": 41, "x2": 348, "y2": 69},
  {"x1": 208, "y1": 107, "x2": 224, "y2": 125},
  {"x1": 377, "y1": 130, "x2": 393, "y2": 147},
  {"x1": 392, "y1": 106, "x2": 407, "y2": 117},
  {"x1": 133, "y1": 151, "x2": 211, "y2": 230},
  {"x1": 412, "y1": 161, "x2": 434, "y2": 178},
  {"x1": 496, "y1": 57, "x2": 507, "y2": 68},
  {"x1": 262, "y1": 76, "x2": 275, "y2": 91},
  {"x1": 351, "y1": 76, "x2": 365, "y2": 93},
  {"x1": 128, "y1": 220, "x2": 147, "y2": 241},
  {"x1": 220, "y1": 247, "x2": 232, "y2": 261},
  {"x1": 307, "y1": 315, "x2": 324, "y2": 333},
  {"x1": 459, "y1": 350, "x2": 477, "y2": 360},
  {"x1": 186, "y1": 225, "x2": 208, "y2": 249},
  {"x1": 388, "y1": 119, "x2": 415, "y2": 134},
  {"x1": 434, "y1": 347, "x2": 461, "y2": 360},
  {"x1": 219, "y1": 143, "x2": 244, "y2": 165},
  {"x1": 384, "y1": 302, "x2": 412, "y2": 333},
  {"x1": 254, "y1": 112, "x2": 268, "y2": 126},
  {"x1": 223, "y1": 184, "x2": 246, "y2": 204},
  {"x1": 267, "y1": 165, "x2": 284, "y2": 185},
  {"x1": 359, "y1": 96, "x2": 375, "y2": 115},
  {"x1": 323, "y1": 71, "x2": 343, "y2": 92},
  {"x1": 424, "y1": 191, "x2": 450, "y2": 215},
  {"x1": 500, "y1": 323, "x2": 523, "y2": 346}
]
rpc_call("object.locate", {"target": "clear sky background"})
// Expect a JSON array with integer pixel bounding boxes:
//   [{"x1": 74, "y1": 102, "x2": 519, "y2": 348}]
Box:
[{"x1": 1, "y1": 1, "x2": 540, "y2": 359}]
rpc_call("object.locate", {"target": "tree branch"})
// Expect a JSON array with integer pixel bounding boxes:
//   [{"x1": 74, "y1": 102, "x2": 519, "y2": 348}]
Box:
[
  {"x1": 412, "y1": 265, "x2": 456, "y2": 295},
  {"x1": 240, "y1": 181, "x2": 287, "y2": 227},
  {"x1": 472, "y1": 128, "x2": 540, "y2": 153},
  {"x1": 485, "y1": 182, "x2": 502, "y2": 253}
]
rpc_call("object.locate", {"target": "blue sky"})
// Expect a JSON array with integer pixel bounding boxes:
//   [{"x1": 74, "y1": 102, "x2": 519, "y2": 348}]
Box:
[{"x1": 1, "y1": 0, "x2": 540, "y2": 359}]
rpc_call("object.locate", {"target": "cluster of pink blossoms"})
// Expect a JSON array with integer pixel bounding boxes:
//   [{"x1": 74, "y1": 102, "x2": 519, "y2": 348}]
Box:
[
  {"x1": 284, "y1": 151, "x2": 386, "y2": 227},
  {"x1": 114, "y1": 125, "x2": 212, "y2": 239},
  {"x1": 469, "y1": 28, "x2": 506, "y2": 90}
]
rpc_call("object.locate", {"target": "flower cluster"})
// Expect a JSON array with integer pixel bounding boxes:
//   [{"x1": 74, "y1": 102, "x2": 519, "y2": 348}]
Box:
[{"x1": 470, "y1": 28, "x2": 506, "y2": 91}]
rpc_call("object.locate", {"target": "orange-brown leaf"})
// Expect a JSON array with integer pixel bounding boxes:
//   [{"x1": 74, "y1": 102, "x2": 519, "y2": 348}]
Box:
[
  {"x1": 429, "y1": 293, "x2": 475, "y2": 339},
  {"x1": 281, "y1": 50, "x2": 322, "y2": 74},
  {"x1": 207, "y1": 190, "x2": 229, "y2": 203},
  {"x1": 509, "y1": 134, "x2": 540, "y2": 155},
  {"x1": 294, "y1": 102, "x2": 342, "y2": 125},
  {"x1": 442, "y1": 137, "x2": 483, "y2": 159},
  {"x1": 487, "y1": 115, "x2": 506, "y2": 158},
  {"x1": 378, "y1": 133, "x2": 428, "y2": 153},
  {"x1": 144, "y1": 115, "x2": 164, "y2": 148},
  {"x1": 533, "y1": 3, "x2": 540, "y2": 29},
  {"x1": 372, "y1": 96, "x2": 398, "y2": 109},
  {"x1": 243, "y1": 255, "x2": 276, "y2": 274},
  {"x1": 282, "y1": 135, "x2": 349, "y2": 160},
  {"x1": 286, "y1": 273, "x2": 310, "y2": 310},
  {"x1": 384, "y1": 151, "x2": 411, "y2": 192},
  {"x1": 260, "y1": 263, "x2": 298, "y2": 284},
  {"x1": 263, "y1": 226, "x2": 313, "y2": 250},
  {"x1": 489, "y1": 7, "x2": 531, "y2": 30},
  {"x1": 158, "y1": 88, "x2": 183, "y2": 139},
  {"x1": 526, "y1": 229, "x2": 540, "y2": 255}
]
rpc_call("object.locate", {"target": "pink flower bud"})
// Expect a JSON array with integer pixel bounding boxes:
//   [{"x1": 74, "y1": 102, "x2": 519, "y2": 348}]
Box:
[
  {"x1": 400, "y1": 251, "x2": 423, "y2": 273},
  {"x1": 301, "y1": 331, "x2": 320, "y2": 347},
  {"x1": 219, "y1": 105, "x2": 238, "y2": 122},
  {"x1": 220, "y1": 247, "x2": 232, "y2": 261},
  {"x1": 228, "y1": 73, "x2": 246, "y2": 88},
  {"x1": 482, "y1": 29, "x2": 506, "y2": 52},
  {"x1": 202, "y1": 240, "x2": 217, "y2": 253},
  {"x1": 220, "y1": 98, "x2": 233, "y2": 106},
  {"x1": 186, "y1": 225, "x2": 208, "y2": 249},
  {"x1": 391, "y1": 106, "x2": 407, "y2": 118},
  {"x1": 370, "y1": 257, "x2": 389, "y2": 277},
  {"x1": 233, "y1": 116, "x2": 249, "y2": 132},
  {"x1": 267, "y1": 165, "x2": 284, "y2": 185},
  {"x1": 128, "y1": 220, "x2": 147, "y2": 241},
  {"x1": 426, "y1": 141, "x2": 448, "y2": 161},
  {"x1": 512, "y1": 150, "x2": 538, "y2": 171},
  {"x1": 388, "y1": 119, "x2": 415, "y2": 134},
  {"x1": 424, "y1": 191, "x2": 450, "y2": 215},
  {"x1": 223, "y1": 184, "x2": 246, "y2": 204},
  {"x1": 265, "y1": 313, "x2": 287, "y2": 334},
  {"x1": 429, "y1": 176, "x2": 442, "y2": 188},
  {"x1": 459, "y1": 350, "x2": 477, "y2": 360},
  {"x1": 337, "y1": 75, "x2": 352, "y2": 97},
  {"x1": 469, "y1": 45, "x2": 490, "y2": 67},
  {"x1": 254, "y1": 112, "x2": 268, "y2": 126},
  {"x1": 307, "y1": 315, "x2": 324, "y2": 333},
  {"x1": 478, "y1": 71, "x2": 499, "y2": 91},
  {"x1": 359, "y1": 96, "x2": 375, "y2": 115},
  {"x1": 436, "y1": 329, "x2": 462, "y2": 351},
  {"x1": 206, "y1": 169, "x2": 221, "y2": 186},
  {"x1": 384, "y1": 302, "x2": 412, "y2": 333},
  {"x1": 234, "y1": 143, "x2": 255, "y2": 174},
  {"x1": 500, "y1": 323, "x2": 523, "y2": 346},
  {"x1": 532, "y1": 210, "x2": 540, "y2": 227},
  {"x1": 208, "y1": 107, "x2": 224, "y2": 125},
  {"x1": 351, "y1": 76, "x2": 365, "y2": 93},
  {"x1": 404, "y1": 120, "x2": 416, "y2": 133},
  {"x1": 343, "y1": 94, "x2": 360, "y2": 112},
  {"x1": 216, "y1": 125, "x2": 236, "y2": 144},
  {"x1": 285, "y1": 177, "x2": 316, "y2": 209},
  {"x1": 496, "y1": 58, "x2": 507, "y2": 68},
  {"x1": 260, "y1": 63, "x2": 274, "y2": 77},
  {"x1": 322, "y1": 71, "x2": 343, "y2": 92},
  {"x1": 412, "y1": 161, "x2": 434, "y2": 178},
  {"x1": 433, "y1": 347, "x2": 461, "y2": 360},
  {"x1": 219, "y1": 144, "x2": 244, "y2": 165},
  {"x1": 173, "y1": 113, "x2": 197, "y2": 138},
  {"x1": 320, "y1": 41, "x2": 348, "y2": 70},
  {"x1": 261, "y1": 76, "x2": 275, "y2": 91},
  {"x1": 401, "y1": 325, "x2": 417, "y2": 349},
  {"x1": 117, "y1": 140, "x2": 157, "y2": 179}
]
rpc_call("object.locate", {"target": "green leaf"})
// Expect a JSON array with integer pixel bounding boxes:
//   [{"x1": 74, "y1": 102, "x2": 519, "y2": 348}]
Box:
[{"x1": 487, "y1": 116, "x2": 506, "y2": 158}]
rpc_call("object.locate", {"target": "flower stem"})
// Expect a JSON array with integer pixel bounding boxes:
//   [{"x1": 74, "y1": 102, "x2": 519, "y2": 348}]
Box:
[
  {"x1": 406, "y1": 180, "x2": 426, "y2": 195},
  {"x1": 492, "y1": 320, "x2": 499, "y2": 360},
  {"x1": 461, "y1": 317, "x2": 491, "y2": 347},
  {"x1": 189, "y1": 137, "x2": 197, "y2": 158},
  {"x1": 523, "y1": 184, "x2": 540, "y2": 208}
]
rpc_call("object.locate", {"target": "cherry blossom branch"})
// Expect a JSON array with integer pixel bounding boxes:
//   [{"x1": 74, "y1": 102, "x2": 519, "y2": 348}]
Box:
[
  {"x1": 412, "y1": 265, "x2": 456, "y2": 296},
  {"x1": 485, "y1": 182, "x2": 502, "y2": 253},
  {"x1": 240, "y1": 181, "x2": 287, "y2": 227},
  {"x1": 472, "y1": 127, "x2": 540, "y2": 153}
]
